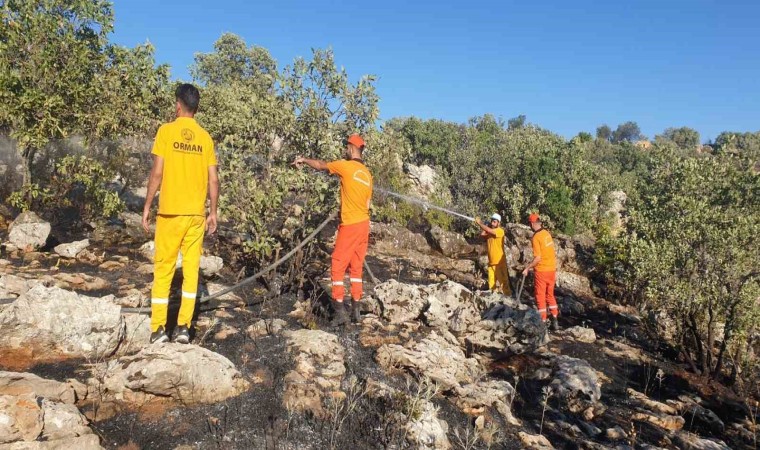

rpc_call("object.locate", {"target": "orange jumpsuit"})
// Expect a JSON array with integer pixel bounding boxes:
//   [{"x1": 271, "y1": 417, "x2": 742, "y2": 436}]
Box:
[
  {"x1": 531, "y1": 228, "x2": 558, "y2": 321},
  {"x1": 326, "y1": 159, "x2": 373, "y2": 302}
]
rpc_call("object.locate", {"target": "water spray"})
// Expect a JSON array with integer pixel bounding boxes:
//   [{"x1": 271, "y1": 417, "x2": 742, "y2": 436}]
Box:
[{"x1": 373, "y1": 187, "x2": 475, "y2": 222}]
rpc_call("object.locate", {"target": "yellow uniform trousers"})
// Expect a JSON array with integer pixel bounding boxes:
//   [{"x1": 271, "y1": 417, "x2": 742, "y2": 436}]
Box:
[
  {"x1": 488, "y1": 262, "x2": 512, "y2": 296},
  {"x1": 151, "y1": 215, "x2": 206, "y2": 332}
]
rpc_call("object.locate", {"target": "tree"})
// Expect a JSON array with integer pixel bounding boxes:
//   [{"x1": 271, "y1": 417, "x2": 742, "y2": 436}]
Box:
[
  {"x1": 386, "y1": 117, "x2": 463, "y2": 170},
  {"x1": 615, "y1": 148, "x2": 760, "y2": 379},
  {"x1": 611, "y1": 121, "x2": 643, "y2": 143},
  {"x1": 0, "y1": 0, "x2": 114, "y2": 184},
  {"x1": 596, "y1": 124, "x2": 612, "y2": 142},
  {"x1": 658, "y1": 126, "x2": 700, "y2": 150},
  {"x1": 192, "y1": 34, "x2": 384, "y2": 263},
  {"x1": 0, "y1": 0, "x2": 169, "y2": 212},
  {"x1": 507, "y1": 114, "x2": 526, "y2": 131}
]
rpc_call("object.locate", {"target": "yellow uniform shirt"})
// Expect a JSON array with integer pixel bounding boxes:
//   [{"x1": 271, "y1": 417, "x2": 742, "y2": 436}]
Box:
[
  {"x1": 487, "y1": 227, "x2": 506, "y2": 266},
  {"x1": 531, "y1": 228, "x2": 557, "y2": 272},
  {"x1": 151, "y1": 117, "x2": 216, "y2": 216},
  {"x1": 326, "y1": 159, "x2": 373, "y2": 225}
]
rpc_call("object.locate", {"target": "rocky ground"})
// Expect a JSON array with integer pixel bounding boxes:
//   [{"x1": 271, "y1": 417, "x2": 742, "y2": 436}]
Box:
[{"x1": 0, "y1": 210, "x2": 757, "y2": 449}]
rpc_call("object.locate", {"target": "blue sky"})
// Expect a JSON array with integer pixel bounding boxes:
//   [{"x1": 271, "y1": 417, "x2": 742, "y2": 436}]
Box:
[{"x1": 112, "y1": 0, "x2": 760, "y2": 142}]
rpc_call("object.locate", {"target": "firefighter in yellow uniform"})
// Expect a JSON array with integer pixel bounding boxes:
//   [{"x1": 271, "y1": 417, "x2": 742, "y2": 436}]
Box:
[
  {"x1": 142, "y1": 84, "x2": 219, "y2": 344},
  {"x1": 475, "y1": 213, "x2": 512, "y2": 296}
]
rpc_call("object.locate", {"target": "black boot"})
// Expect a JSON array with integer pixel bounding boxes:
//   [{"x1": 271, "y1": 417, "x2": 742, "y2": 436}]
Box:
[
  {"x1": 350, "y1": 300, "x2": 361, "y2": 323},
  {"x1": 550, "y1": 315, "x2": 560, "y2": 332},
  {"x1": 330, "y1": 300, "x2": 349, "y2": 327}
]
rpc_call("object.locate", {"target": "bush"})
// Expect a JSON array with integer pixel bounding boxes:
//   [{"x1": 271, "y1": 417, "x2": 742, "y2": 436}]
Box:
[{"x1": 8, "y1": 155, "x2": 124, "y2": 221}]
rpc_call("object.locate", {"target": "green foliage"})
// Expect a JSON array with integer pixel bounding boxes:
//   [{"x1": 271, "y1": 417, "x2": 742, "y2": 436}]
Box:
[
  {"x1": 596, "y1": 124, "x2": 612, "y2": 141},
  {"x1": 385, "y1": 117, "x2": 462, "y2": 169},
  {"x1": 6, "y1": 184, "x2": 52, "y2": 212},
  {"x1": 611, "y1": 121, "x2": 643, "y2": 143},
  {"x1": 714, "y1": 131, "x2": 760, "y2": 159},
  {"x1": 600, "y1": 149, "x2": 760, "y2": 378},
  {"x1": 194, "y1": 34, "x2": 383, "y2": 263},
  {"x1": 8, "y1": 155, "x2": 124, "y2": 220},
  {"x1": 657, "y1": 126, "x2": 700, "y2": 150},
  {"x1": 507, "y1": 114, "x2": 527, "y2": 131}
]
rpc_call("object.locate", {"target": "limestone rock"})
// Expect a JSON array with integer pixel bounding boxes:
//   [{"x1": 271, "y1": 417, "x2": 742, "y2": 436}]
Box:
[
  {"x1": 282, "y1": 330, "x2": 345, "y2": 417},
  {"x1": 8, "y1": 212, "x2": 50, "y2": 251},
  {"x1": 93, "y1": 344, "x2": 249, "y2": 405},
  {"x1": 0, "y1": 285, "x2": 124, "y2": 363},
  {"x1": 200, "y1": 255, "x2": 224, "y2": 277},
  {"x1": 0, "y1": 372, "x2": 77, "y2": 405},
  {"x1": 117, "y1": 313, "x2": 152, "y2": 356},
  {"x1": 247, "y1": 319, "x2": 287, "y2": 338},
  {"x1": 53, "y1": 239, "x2": 90, "y2": 259},
  {"x1": 426, "y1": 226, "x2": 475, "y2": 258},
  {"x1": 374, "y1": 279, "x2": 428, "y2": 324},
  {"x1": 673, "y1": 432, "x2": 731, "y2": 450},
  {"x1": 376, "y1": 331, "x2": 481, "y2": 390},
  {"x1": 632, "y1": 411, "x2": 684, "y2": 431},
  {"x1": 371, "y1": 223, "x2": 431, "y2": 254},
  {"x1": 555, "y1": 271, "x2": 595, "y2": 298},
  {"x1": 0, "y1": 372, "x2": 101, "y2": 449},
  {"x1": 423, "y1": 281, "x2": 481, "y2": 335},
  {"x1": 454, "y1": 380, "x2": 521, "y2": 425},
  {"x1": 0, "y1": 275, "x2": 35, "y2": 298},
  {"x1": 465, "y1": 300, "x2": 548, "y2": 354},
  {"x1": 405, "y1": 401, "x2": 451, "y2": 450},
  {"x1": 405, "y1": 163, "x2": 439, "y2": 199},
  {"x1": 561, "y1": 326, "x2": 596, "y2": 343},
  {"x1": 549, "y1": 355, "x2": 601, "y2": 413},
  {"x1": 518, "y1": 432, "x2": 554, "y2": 449},
  {"x1": 0, "y1": 393, "x2": 43, "y2": 443}
]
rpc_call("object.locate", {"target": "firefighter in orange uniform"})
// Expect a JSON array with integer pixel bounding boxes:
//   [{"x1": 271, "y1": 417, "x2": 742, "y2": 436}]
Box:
[
  {"x1": 522, "y1": 213, "x2": 559, "y2": 331},
  {"x1": 293, "y1": 135, "x2": 373, "y2": 326}
]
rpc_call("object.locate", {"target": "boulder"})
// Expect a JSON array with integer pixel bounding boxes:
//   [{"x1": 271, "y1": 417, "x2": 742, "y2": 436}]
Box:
[
  {"x1": 247, "y1": 319, "x2": 287, "y2": 338},
  {"x1": 549, "y1": 355, "x2": 601, "y2": 413},
  {"x1": 0, "y1": 275, "x2": 35, "y2": 299},
  {"x1": 405, "y1": 163, "x2": 439, "y2": 199},
  {"x1": 561, "y1": 326, "x2": 596, "y2": 343},
  {"x1": 0, "y1": 372, "x2": 102, "y2": 449},
  {"x1": 365, "y1": 378, "x2": 451, "y2": 450},
  {"x1": 0, "y1": 393, "x2": 43, "y2": 444},
  {"x1": 374, "y1": 279, "x2": 428, "y2": 324},
  {"x1": 518, "y1": 432, "x2": 554, "y2": 449},
  {"x1": 200, "y1": 255, "x2": 224, "y2": 277},
  {"x1": 426, "y1": 226, "x2": 475, "y2": 258},
  {"x1": 0, "y1": 285, "x2": 124, "y2": 364},
  {"x1": 423, "y1": 281, "x2": 481, "y2": 335},
  {"x1": 371, "y1": 223, "x2": 432, "y2": 254},
  {"x1": 8, "y1": 212, "x2": 50, "y2": 251},
  {"x1": 673, "y1": 432, "x2": 731, "y2": 450},
  {"x1": 117, "y1": 313, "x2": 152, "y2": 355},
  {"x1": 282, "y1": 330, "x2": 345, "y2": 418},
  {"x1": 405, "y1": 400, "x2": 451, "y2": 450},
  {"x1": 632, "y1": 411, "x2": 685, "y2": 431},
  {"x1": 376, "y1": 331, "x2": 481, "y2": 390},
  {"x1": 53, "y1": 239, "x2": 90, "y2": 259},
  {"x1": 555, "y1": 271, "x2": 595, "y2": 298},
  {"x1": 0, "y1": 372, "x2": 77, "y2": 405},
  {"x1": 465, "y1": 300, "x2": 548, "y2": 354},
  {"x1": 93, "y1": 344, "x2": 248, "y2": 405},
  {"x1": 454, "y1": 380, "x2": 520, "y2": 425}
]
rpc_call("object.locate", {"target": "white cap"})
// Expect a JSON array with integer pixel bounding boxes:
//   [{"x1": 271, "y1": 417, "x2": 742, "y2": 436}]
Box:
[{"x1": 490, "y1": 213, "x2": 501, "y2": 222}]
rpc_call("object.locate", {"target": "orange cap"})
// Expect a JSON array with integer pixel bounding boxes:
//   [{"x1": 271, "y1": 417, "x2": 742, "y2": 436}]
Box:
[
  {"x1": 529, "y1": 213, "x2": 540, "y2": 223},
  {"x1": 346, "y1": 134, "x2": 365, "y2": 148}
]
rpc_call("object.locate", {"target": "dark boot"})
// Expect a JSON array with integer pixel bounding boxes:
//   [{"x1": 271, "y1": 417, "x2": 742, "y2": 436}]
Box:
[
  {"x1": 350, "y1": 301, "x2": 361, "y2": 323},
  {"x1": 550, "y1": 315, "x2": 560, "y2": 332},
  {"x1": 330, "y1": 300, "x2": 349, "y2": 327}
]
